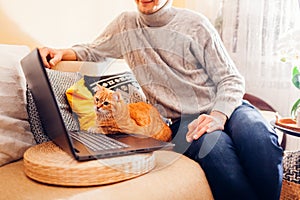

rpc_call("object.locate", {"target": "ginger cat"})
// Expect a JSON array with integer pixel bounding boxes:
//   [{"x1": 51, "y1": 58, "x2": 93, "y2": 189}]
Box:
[{"x1": 88, "y1": 85, "x2": 172, "y2": 142}]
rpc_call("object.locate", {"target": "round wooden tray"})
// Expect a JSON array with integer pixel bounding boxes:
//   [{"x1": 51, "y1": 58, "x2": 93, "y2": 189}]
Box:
[{"x1": 23, "y1": 142, "x2": 156, "y2": 186}]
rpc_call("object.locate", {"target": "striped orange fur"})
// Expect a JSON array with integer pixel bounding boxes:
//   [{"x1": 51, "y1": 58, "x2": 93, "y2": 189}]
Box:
[{"x1": 88, "y1": 85, "x2": 171, "y2": 142}]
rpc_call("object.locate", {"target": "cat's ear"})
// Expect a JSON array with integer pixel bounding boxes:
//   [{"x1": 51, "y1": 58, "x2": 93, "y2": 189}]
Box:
[
  {"x1": 96, "y1": 84, "x2": 104, "y2": 92},
  {"x1": 112, "y1": 92, "x2": 122, "y2": 102}
]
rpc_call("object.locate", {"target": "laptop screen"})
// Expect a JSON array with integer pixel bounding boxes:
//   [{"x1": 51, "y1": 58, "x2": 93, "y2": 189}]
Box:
[{"x1": 21, "y1": 48, "x2": 75, "y2": 157}]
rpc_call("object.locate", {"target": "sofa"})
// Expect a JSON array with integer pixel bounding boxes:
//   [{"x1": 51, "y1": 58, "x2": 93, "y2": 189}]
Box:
[
  {"x1": 0, "y1": 44, "x2": 291, "y2": 199},
  {"x1": 0, "y1": 44, "x2": 214, "y2": 200}
]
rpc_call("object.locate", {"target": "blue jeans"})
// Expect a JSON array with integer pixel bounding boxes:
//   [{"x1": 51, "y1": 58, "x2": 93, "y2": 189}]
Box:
[{"x1": 170, "y1": 101, "x2": 283, "y2": 200}]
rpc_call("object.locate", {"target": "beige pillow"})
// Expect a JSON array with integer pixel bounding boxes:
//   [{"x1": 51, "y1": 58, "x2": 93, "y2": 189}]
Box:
[{"x1": 0, "y1": 44, "x2": 35, "y2": 167}]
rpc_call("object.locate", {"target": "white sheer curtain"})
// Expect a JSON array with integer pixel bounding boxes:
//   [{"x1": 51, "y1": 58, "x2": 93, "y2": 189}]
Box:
[
  {"x1": 186, "y1": 0, "x2": 300, "y2": 117},
  {"x1": 219, "y1": 0, "x2": 300, "y2": 117}
]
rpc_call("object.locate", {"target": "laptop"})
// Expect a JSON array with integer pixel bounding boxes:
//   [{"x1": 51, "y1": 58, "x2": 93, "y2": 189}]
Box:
[{"x1": 21, "y1": 48, "x2": 174, "y2": 161}]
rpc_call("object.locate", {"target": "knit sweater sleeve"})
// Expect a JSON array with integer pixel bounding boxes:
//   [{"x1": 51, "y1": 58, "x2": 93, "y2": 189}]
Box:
[
  {"x1": 200, "y1": 21, "x2": 245, "y2": 118},
  {"x1": 71, "y1": 12, "x2": 129, "y2": 62}
]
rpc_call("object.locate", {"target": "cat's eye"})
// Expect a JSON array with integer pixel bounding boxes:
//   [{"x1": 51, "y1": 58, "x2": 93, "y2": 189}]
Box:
[
  {"x1": 103, "y1": 101, "x2": 109, "y2": 106},
  {"x1": 95, "y1": 97, "x2": 99, "y2": 102}
]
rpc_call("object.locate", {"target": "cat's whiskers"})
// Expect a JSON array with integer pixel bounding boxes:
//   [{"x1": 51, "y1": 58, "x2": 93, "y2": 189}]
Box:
[{"x1": 96, "y1": 107, "x2": 108, "y2": 115}]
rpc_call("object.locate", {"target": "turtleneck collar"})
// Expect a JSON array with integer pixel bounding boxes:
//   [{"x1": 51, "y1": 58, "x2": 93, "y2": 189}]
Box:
[{"x1": 138, "y1": 0, "x2": 176, "y2": 27}]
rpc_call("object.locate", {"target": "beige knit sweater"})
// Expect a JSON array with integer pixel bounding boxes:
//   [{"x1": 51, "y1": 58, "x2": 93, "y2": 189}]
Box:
[{"x1": 72, "y1": 4, "x2": 245, "y2": 120}]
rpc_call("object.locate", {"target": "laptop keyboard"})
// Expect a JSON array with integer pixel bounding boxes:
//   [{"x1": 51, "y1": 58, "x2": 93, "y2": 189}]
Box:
[{"x1": 69, "y1": 131, "x2": 129, "y2": 152}]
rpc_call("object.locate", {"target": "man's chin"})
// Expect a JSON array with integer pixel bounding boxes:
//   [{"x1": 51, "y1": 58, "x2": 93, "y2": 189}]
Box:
[{"x1": 139, "y1": 8, "x2": 154, "y2": 14}]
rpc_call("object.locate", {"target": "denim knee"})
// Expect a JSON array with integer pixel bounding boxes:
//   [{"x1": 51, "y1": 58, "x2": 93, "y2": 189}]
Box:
[
  {"x1": 185, "y1": 131, "x2": 232, "y2": 164},
  {"x1": 187, "y1": 131, "x2": 259, "y2": 200}
]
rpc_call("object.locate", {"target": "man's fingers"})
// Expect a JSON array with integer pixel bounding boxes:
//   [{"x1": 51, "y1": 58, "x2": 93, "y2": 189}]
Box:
[
  {"x1": 191, "y1": 126, "x2": 209, "y2": 141},
  {"x1": 186, "y1": 119, "x2": 199, "y2": 139},
  {"x1": 197, "y1": 114, "x2": 207, "y2": 124},
  {"x1": 38, "y1": 47, "x2": 63, "y2": 68},
  {"x1": 49, "y1": 56, "x2": 60, "y2": 67},
  {"x1": 186, "y1": 116, "x2": 211, "y2": 142},
  {"x1": 38, "y1": 47, "x2": 53, "y2": 68},
  {"x1": 186, "y1": 112, "x2": 227, "y2": 142}
]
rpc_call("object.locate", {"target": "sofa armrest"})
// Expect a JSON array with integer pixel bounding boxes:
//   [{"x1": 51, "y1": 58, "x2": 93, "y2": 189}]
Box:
[
  {"x1": 52, "y1": 61, "x2": 84, "y2": 72},
  {"x1": 243, "y1": 93, "x2": 276, "y2": 112},
  {"x1": 52, "y1": 60, "x2": 131, "y2": 75}
]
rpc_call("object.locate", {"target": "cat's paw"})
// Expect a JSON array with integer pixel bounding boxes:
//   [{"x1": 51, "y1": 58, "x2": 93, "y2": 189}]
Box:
[{"x1": 87, "y1": 126, "x2": 103, "y2": 134}]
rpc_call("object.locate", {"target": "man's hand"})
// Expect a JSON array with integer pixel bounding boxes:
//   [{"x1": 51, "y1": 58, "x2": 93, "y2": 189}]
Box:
[
  {"x1": 38, "y1": 47, "x2": 63, "y2": 68},
  {"x1": 186, "y1": 111, "x2": 227, "y2": 142},
  {"x1": 38, "y1": 47, "x2": 77, "y2": 68}
]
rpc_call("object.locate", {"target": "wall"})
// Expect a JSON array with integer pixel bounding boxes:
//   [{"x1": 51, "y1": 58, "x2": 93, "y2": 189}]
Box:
[
  {"x1": 0, "y1": 6, "x2": 40, "y2": 49},
  {"x1": 0, "y1": 0, "x2": 136, "y2": 48},
  {"x1": 0, "y1": 0, "x2": 186, "y2": 49},
  {"x1": 185, "y1": 0, "x2": 221, "y2": 22}
]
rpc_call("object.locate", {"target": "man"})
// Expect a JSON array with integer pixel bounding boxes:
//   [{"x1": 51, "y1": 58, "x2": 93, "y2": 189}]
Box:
[{"x1": 39, "y1": 0, "x2": 283, "y2": 199}]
